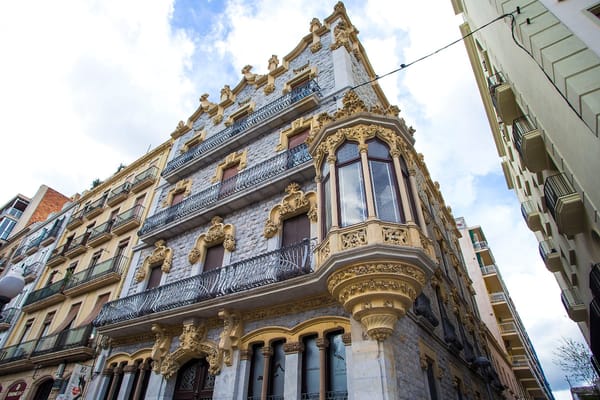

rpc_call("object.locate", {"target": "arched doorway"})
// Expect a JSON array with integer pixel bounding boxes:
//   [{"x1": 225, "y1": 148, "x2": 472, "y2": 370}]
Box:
[
  {"x1": 173, "y1": 358, "x2": 214, "y2": 400},
  {"x1": 31, "y1": 378, "x2": 54, "y2": 400}
]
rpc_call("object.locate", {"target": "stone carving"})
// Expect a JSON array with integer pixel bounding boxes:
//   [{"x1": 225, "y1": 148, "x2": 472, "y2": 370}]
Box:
[
  {"x1": 162, "y1": 178, "x2": 192, "y2": 207},
  {"x1": 241, "y1": 65, "x2": 257, "y2": 83},
  {"x1": 213, "y1": 113, "x2": 223, "y2": 125},
  {"x1": 151, "y1": 324, "x2": 172, "y2": 373},
  {"x1": 211, "y1": 150, "x2": 248, "y2": 183},
  {"x1": 330, "y1": 20, "x2": 354, "y2": 52},
  {"x1": 341, "y1": 228, "x2": 367, "y2": 249},
  {"x1": 268, "y1": 55, "x2": 279, "y2": 71},
  {"x1": 310, "y1": 18, "x2": 323, "y2": 53},
  {"x1": 263, "y1": 183, "x2": 317, "y2": 238},
  {"x1": 136, "y1": 240, "x2": 173, "y2": 282},
  {"x1": 382, "y1": 226, "x2": 408, "y2": 245},
  {"x1": 189, "y1": 216, "x2": 236, "y2": 264},
  {"x1": 283, "y1": 342, "x2": 304, "y2": 354},
  {"x1": 220, "y1": 85, "x2": 233, "y2": 102},
  {"x1": 218, "y1": 310, "x2": 243, "y2": 366},
  {"x1": 199, "y1": 93, "x2": 216, "y2": 111},
  {"x1": 264, "y1": 83, "x2": 275, "y2": 95}
]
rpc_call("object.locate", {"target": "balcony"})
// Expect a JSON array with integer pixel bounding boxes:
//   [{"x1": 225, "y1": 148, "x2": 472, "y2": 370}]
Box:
[
  {"x1": 64, "y1": 232, "x2": 90, "y2": 258},
  {"x1": 544, "y1": 173, "x2": 585, "y2": 235},
  {"x1": 11, "y1": 246, "x2": 26, "y2": 263},
  {"x1": 487, "y1": 72, "x2": 522, "y2": 124},
  {"x1": 23, "y1": 261, "x2": 42, "y2": 283},
  {"x1": 25, "y1": 232, "x2": 46, "y2": 256},
  {"x1": 139, "y1": 144, "x2": 313, "y2": 242},
  {"x1": 131, "y1": 166, "x2": 159, "y2": 193},
  {"x1": 41, "y1": 218, "x2": 63, "y2": 247},
  {"x1": 512, "y1": 355, "x2": 530, "y2": 369},
  {"x1": 30, "y1": 325, "x2": 94, "y2": 364},
  {"x1": 46, "y1": 243, "x2": 69, "y2": 267},
  {"x1": 162, "y1": 79, "x2": 321, "y2": 183},
  {"x1": 473, "y1": 240, "x2": 488, "y2": 251},
  {"x1": 22, "y1": 279, "x2": 66, "y2": 313},
  {"x1": 94, "y1": 240, "x2": 312, "y2": 328},
  {"x1": 112, "y1": 205, "x2": 144, "y2": 235},
  {"x1": 64, "y1": 256, "x2": 127, "y2": 297},
  {"x1": 538, "y1": 240, "x2": 561, "y2": 272},
  {"x1": 521, "y1": 201, "x2": 543, "y2": 232},
  {"x1": 87, "y1": 221, "x2": 114, "y2": 247},
  {"x1": 106, "y1": 182, "x2": 131, "y2": 207},
  {"x1": 66, "y1": 211, "x2": 85, "y2": 231},
  {"x1": 0, "y1": 339, "x2": 36, "y2": 366},
  {"x1": 480, "y1": 264, "x2": 502, "y2": 292},
  {"x1": 561, "y1": 288, "x2": 587, "y2": 322},
  {"x1": 84, "y1": 196, "x2": 107, "y2": 220},
  {"x1": 489, "y1": 292, "x2": 511, "y2": 318},
  {"x1": 512, "y1": 116, "x2": 547, "y2": 172},
  {"x1": 499, "y1": 321, "x2": 518, "y2": 340},
  {"x1": 0, "y1": 307, "x2": 19, "y2": 331}
]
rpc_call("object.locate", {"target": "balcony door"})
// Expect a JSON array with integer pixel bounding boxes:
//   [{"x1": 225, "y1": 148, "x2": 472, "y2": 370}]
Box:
[
  {"x1": 219, "y1": 164, "x2": 239, "y2": 199},
  {"x1": 173, "y1": 358, "x2": 214, "y2": 400}
]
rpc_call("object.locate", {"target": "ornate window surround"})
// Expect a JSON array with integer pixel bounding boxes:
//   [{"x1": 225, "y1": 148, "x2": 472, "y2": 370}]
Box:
[
  {"x1": 224, "y1": 101, "x2": 256, "y2": 128},
  {"x1": 188, "y1": 216, "x2": 236, "y2": 268},
  {"x1": 274, "y1": 116, "x2": 314, "y2": 151},
  {"x1": 282, "y1": 64, "x2": 317, "y2": 94},
  {"x1": 418, "y1": 339, "x2": 443, "y2": 380},
  {"x1": 135, "y1": 240, "x2": 173, "y2": 283},
  {"x1": 179, "y1": 129, "x2": 207, "y2": 153},
  {"x1": 210, "y1": 150, "x2": 248, "y2": 183},
  {"x1": 162, "y1": 179, "x2": 192, "y2": 207}
]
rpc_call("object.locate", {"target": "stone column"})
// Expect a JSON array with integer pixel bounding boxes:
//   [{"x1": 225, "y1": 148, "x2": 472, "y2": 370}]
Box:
[
  {"x1": 359, "y1": 144, "x2": 377, "y2": 218},
  {"x1": 348, "y1": 319, "x2": 398, "y2": 400},
  {"x1": 213, "y1": 349, "x2": 240, "y2": 399},
  {"x1": 105, "y1": 365, "x2": 123, "y2": 400},
  {"x1": 261, "y1": 347, "x2": 273, "y2": 400},
  {"x1": 116, "y1": 364, "x2": 137, "y2": 400},
  {"x1": 95, "y1": 369, "x2": 113, "y2": 400},
  {"x1": 236, "y1": 349, "x2": 252, "y2": 400},
  {"x1": 131, "y1": 360, "x2": 151, "y2": 400},
  {"x1": 316, "y1": 338, "x2": 329, "y2": 400},
  {"x1": 327, "y1": 157, "x2": 340, "y2": 229},
  {"x1": 283, "y1": 342, "x2": 303, "y2": 400}
]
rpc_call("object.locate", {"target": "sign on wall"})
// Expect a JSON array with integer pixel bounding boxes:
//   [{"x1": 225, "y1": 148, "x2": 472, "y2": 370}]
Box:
[
  {"x1": 62, "y1": 364, "x2": 91, "y2": 400},
  {"x1": 5, "y1": 381, "x2": 26, "y2": 400}
]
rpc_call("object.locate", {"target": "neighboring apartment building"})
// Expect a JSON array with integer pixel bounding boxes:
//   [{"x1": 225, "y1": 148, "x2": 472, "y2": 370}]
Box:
[
  {"x1": 90, "y1": 3, "x2": 516, "y2": 400},
  {"x1": 0, "y1": 203, "x2": 74, "y2": 348},
  {"x1": 451, "y1": 0, "x2": 600, "y2": 366},
  {"x1": 0, "y1": 195, "x2": 29, "y2": 244},
  {"x1": 456, "y1": 217, "x2": 553, "y2": 400},
  {"x1": 0, "y1": 142, "x2": 170, "y2": 400}
]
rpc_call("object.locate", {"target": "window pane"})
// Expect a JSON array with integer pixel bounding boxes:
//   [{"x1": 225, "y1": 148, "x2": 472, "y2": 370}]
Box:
[
  {"x1": 327, "y1": 332, "x2": 347, "y2": 394},
  {"x1": 336, "y1": 142, "x2": 360, "y2": 164},
  {"x1": 269, "y1": 341, "x2": 286, "y2": 398},
  {"x1": 367, "y1": 139, "x2": 390, "y2": 160},
  {"x1": 369, "y1": 160, "x2": 402, "y2": 223},
  {"x1": 338, "y1": 162, "x2": 367, "y2": 227},
  {"x1": 248, "y1": 344, "x2": 265, "y2": 399},
  {"x1": 204, "y1": 245, "x2": 224, "y2": 272},
  {"x1": 302, "y1": 336, "x2": 320, "y2": 396},
  {"x1": 322, "y1": 176, "x2": 332, "y2": 236},
  {"x1": 426, "y1": 358, "x2": 438, "y2": 400}
]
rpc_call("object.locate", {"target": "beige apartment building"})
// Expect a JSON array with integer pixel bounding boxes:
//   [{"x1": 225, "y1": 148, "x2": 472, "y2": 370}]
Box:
[{"x1": 451, "y1": 0, "x2": 600, "y2": 367}]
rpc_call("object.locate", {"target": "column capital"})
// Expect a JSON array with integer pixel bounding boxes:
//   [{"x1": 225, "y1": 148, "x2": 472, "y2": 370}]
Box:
[
  {"x1": 123, "y1": 365, "x2": 138, "y2": 374},
  {"x1": 316, "y1": 338, "x2": 329, "y2": 349},
  {"x1": 283, "y1": 342, "x2": 304, "y2": 354}
]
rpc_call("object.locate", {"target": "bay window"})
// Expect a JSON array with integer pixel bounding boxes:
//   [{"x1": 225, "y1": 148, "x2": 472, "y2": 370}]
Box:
[
  {"x1": 367, "y1": 139, "x2": 403, "y2": 223},
  {"x1": 336, "y1": 142, "x2": 367, "y2": 227}
]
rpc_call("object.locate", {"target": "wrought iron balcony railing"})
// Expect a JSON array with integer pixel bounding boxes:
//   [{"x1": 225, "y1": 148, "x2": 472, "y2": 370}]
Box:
[
  {"x1": 131, "y1": 166, "x2": 159, "y2": 192},
  {"x1": 139, "y1": 144, "x2": 311, "y2": 237},
  {"x1": 301, "y1": 392, "x2": 348, "y2": 400},
  {"x1": 162, "y1": 79, "x2": 321, "y2": 178},
  {"x1": 26, "y1": 230, "x2": 47, "y2": 253},
  {"x1": 94, "y1": 240, "x2": 313, "y2": 327},
  {"x1": 64, "y1": 255, "x2": 128, "y2": 291},
  {"x1": 32, "y1": 325, "x2": 93, "y2": 357},
  {"x1": 64, "y1": 232, "x2": 91, "y2": 257},
  {"x1": 88, "y1": 220, "x2": 113, "y2": 242},
  {"x1": 66, "y1": 209, "x2": 85, "y2": 229},
  {"x1": 84, "y1": 195, "x2": 107, "y2": 218},
  {"x1": 47, "y1": 243, "x2": 69, "y2": 265},
  {"x1": 23, "y1": 279, "x2": 66, "y2": 307},
  {"x1": 0, "y1": 339, "x2": 36, "y2": 364}
]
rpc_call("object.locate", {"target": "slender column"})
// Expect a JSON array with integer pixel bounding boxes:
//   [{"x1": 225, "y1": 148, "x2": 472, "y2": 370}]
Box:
[
  {"x1": 117, "y1": 364, "x2": 137, "y2": 400},
  {"x1": 96, "y1": 368, "x2": 113, "y2": 400},
  {"x1": 237, "y1": 349, "x2": 252, "y2": 400},
  {"x1": 391, "y1": 154, "x2": 413, "y2": 223},
  {"x1": 316, "y1": 338, "x2": 329, "y2": 400},
  {"x1": 359, "y1": 145, "x2": 376, "y2": 218},
  {"x1": 409, "y1": 172, "x2": 427, "y2": 235},
  {"x1": 283, "y1": 342, "x2": 304, "y2": 400},
  {"x1": 316, "y1": 175, "x2": 323, "y2": 242},
  {"x1": 327, "y1": 157, "x2": 340, "y2": 228},
  {"x1": 131, "y1": 360, "x2": 151, "y2": 400},
  {"x1": 105, "y1": 366, "x2": 123, "y2": 400},
  {"x1": 261, "y1": 347, "x2": 273, "y2": 400}
]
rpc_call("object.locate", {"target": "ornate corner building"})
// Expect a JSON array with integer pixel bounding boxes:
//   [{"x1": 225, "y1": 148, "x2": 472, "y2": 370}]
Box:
[
  {"x1": 451, "y1": 0, "x2": 600, "y2": 370},
  {"x1": 81, "y1": 3, "x2": 535, "y2": 400},
  {"x1": 456, "y1": 217, "x2": 553, "y2": 400}
]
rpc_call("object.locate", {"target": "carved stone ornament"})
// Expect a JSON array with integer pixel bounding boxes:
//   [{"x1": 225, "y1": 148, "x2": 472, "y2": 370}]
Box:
[
  {"x1": 211, "y1": 150, "x2": 248, "y2": 183},
  {"x1": 200, "y1": 93, "x2": 216, "y2": 111},
  {"x1": 151, "y1": 324, "x2": 173, "y2": 373},
  {"x1": 160, "y1": 319, "x2": 222, "y2": 378},
  {"x1": 328, "y1": 262, "x2": 427, "y2": 341},
  {"x1": 136, "y1": 240, "x2": 173, "y2": 282},
  {"x1": 218, "y1": 310, "x2": 243, "y2": 367},
  {"x1": 162, "y1": 178, "x2": 192, "y2": 207},
  {"x1": 268, "y1": 55, "x2": 279, "y2": 71},
  {"x1": 330, "y1": 20, "x2": 355, "y2": 52},
  {"x1": 189, "y1": 216, "x2": 236, "y2": 264},
  {"x1": 220, "y1": 84, "x2": 233, "y2": 102},
  {"x1": 263, "y1": 183, "x2": 317, "y2": 238}
]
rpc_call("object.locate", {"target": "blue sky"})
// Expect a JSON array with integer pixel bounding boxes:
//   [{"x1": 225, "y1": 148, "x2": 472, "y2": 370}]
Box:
[{"x1": 0, "y1": 1, "x2": 588, "y2": 397}]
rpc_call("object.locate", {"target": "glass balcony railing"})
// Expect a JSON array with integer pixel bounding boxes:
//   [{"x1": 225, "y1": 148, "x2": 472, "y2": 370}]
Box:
[
  {"x1": 64, "y1": 256, "x2": 127, "y2": 291},
  {"x1": 23, "y1": 279, "x2": 66, "y2": 306},
  {"x1": 473, "y1": 241, "x2": 488, "y2": 251},
  {"x1": 107, "y1": 181, "x2": 131, "y2": 205},
  {"x1": 113, "y1": 205, "x2": 144, "y2": 232},
  {"x1": 480, "y1": 265, "x2": 497, "y2": 275},
  {"x1": 489, "y1": 292, "x2": 507, "y2": 304},
  {"x1": 0, "y1": 339, "x2": 36, "y2": 364},
  {"x1": 140, "y1": 144, "x2": 311, "y2": 237},
  {"x1": 0, "y1": 307, "x2": 19, "y2": 326},
  {"x1": 499, "y1": 321, "x2": 517, "y2": 334},
  {"x1": 94, "y1": 240, "x2": 313, "y2": 327},
  {"x1": 32, "y1": 325, "x2": 93, "y2": 356},
  {"x1": 162, "y1": 80, "x2": 320, "y2": 178}
]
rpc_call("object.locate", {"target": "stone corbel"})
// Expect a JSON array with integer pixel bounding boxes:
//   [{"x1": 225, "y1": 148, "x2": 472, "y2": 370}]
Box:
[
  {"x1": 135, "y1": 240, "x2": 173, "y2": 282},
  {"x1": 189, "y1": 216, "x2": 236, "y2": 264},
  {"x1": 151, "y1": 324, "x2": 173, "y2": 373},
  {"x1": 218, "y1": 310, "x2": 243, "y2": 366},
  {"x1": 263, "y1": 183, "x2": 317, "y2": 238}
]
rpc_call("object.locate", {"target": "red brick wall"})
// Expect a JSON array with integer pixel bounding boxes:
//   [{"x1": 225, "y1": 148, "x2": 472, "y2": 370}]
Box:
[{"x1": 26, "y1": 188, "x2": 70, "y2": 226}]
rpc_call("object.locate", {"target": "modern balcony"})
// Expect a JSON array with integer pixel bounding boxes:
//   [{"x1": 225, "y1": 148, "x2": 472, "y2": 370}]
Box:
[
  {"x1": 521, "y1": 201, "x2": 543, "y2": 232},
  {"x1": 139, "y1": 144, "x2": 313, "y2": 242},
  {"x1": 561, "y1": 288, "x2": 587, "y2": 322},
  {"x1": 30, "y1": 325, "x2": 94, "y2": 364},
  {"x1": 0, "y1": 339, "x2": 36, "y2": 371},
  {"x1": 63, "y1": 256, "x2": 127, "y2": 297},
  {"x1": 131, "y1": 166, "x2": 159, "y2": 193},
  {"x1": 512, "y1": 116, "x2": 547, "y2": 172},
  {"x1": 480, "y1": 264, "x2": 502, "y2": 292},
  {"x1": 94, "y1": 240, "x2": 312, "y2": 330},
  {"x1": 162, "y1": 79, "x2": 321, "y2": 183},
  {"x1": 106, "y1": 181, "x2": 131, "y2": 207},
  {"x1": 46, "y1": 243, "x2": 69, "y2": 267},
  {"x1": 0, "y1": 307, "x2": 19, "y2": 331},
  {"x1": 41, "y1": 219, "x2": 64, "y2": 247},
  {"x1": 64, "y1": 232, "x2": 90, "y2": 259},
  {"x1": 473, "y1": 240, "x2": 489, "y2": 251},
  {"x1": 23, "y1": 261, "x2": 42, "y2": 283},
  {"x1": 511, "y1": 355, "x2": 530, "y2": 370},
  {"x1": 84, "y1": 196, "x2": 107, "y2": 220},
  {"x1": 544, "y1": 173, "x2": 585, "y2": 235},
  {"x1": 489, "y1": 292, "x2": 511, "y2": 318},
  {"x1": 66, "y1": 210, "x2": 85, "y2": 231},
  {"x1": 25, "y1": 233, "x2": 46, "y2": 256},
  {"x1": 22, "y1": 279, "x2": 66, "y2": 313},
  {"x1": 112, "y1": 205, "x2": 144, "y2": 235},
  {"x1": 487, "y1": 72, "x2": 523, "y2": 124},
  {"x1": 87, "y1": 221, "x2": 114, "y2": 248},
  {"x1": 499, "y1": 321, "x2": 518, "y2": 340},
  {"x1": 538, "y1": 240, "x2": 562, "y2": 272}
]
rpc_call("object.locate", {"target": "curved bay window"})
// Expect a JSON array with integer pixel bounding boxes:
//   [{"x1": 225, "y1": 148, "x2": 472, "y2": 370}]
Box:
[
  {"x1": 321, "y1": 161, "x2": 332, "y2": 237},
  {"x1": 336, "y1": 142, "x2": 367, "y2": 227},
  {"x1": 367, "y1": 139, "x2": 403, "y2": 223},
  {"x1": 400, "y1": 156, "x2": 420, "y2": 227}
]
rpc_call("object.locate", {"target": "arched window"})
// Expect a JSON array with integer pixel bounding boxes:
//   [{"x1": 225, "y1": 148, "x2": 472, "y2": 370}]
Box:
[
  {"x1": 269, "y1": 340, "x2": 286, "y2": 399},
  {"x1": 367, "y1": 139, "x2": 403, "y2": 223},
  {"x1": 326, "y1": 331, "x2": 347, "y2": 397},
  {"x1": 248, "y1": 343, "x2": 265, "y2": 399},
  {"x1": 335, "y1": 142, "x2": 367, "y2": 227},
  {"x1": 302, "y1": 335, "x2": 320, "y2": 398}
]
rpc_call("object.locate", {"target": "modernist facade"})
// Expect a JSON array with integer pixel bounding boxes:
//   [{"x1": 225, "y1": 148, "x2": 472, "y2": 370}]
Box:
[
  {"x1": 0, "y1": 143, "x2": 170, "y2": 400},
  {"x1": 451, "y1": 0, "x2": 600, "y2": 365},
  {"x1": 456, "y1": 217, "x2": 553, "y2": 400},
  {"x1": 89, "y1": 3, "x2": 515, "y2": 400}
]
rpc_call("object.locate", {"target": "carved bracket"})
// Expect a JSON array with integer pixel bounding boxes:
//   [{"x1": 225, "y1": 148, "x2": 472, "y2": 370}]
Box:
[{"x1": 218, "y1": 310, "x2": 243, "y2": 367}]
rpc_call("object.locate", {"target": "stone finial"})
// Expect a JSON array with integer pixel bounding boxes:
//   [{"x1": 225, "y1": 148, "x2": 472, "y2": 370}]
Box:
[
  {"x1": 310, "y1": 18, "x2": 322, "y2": 32},
  {"x1": 220, "y1": 85, "x2": 233, "y2": 102},
  {"x1": 242, "y1": 65, "x2": 256, "y2": 82},
  {"x1": 268, "y1": 55, "x2": 279, "y2": 71}
]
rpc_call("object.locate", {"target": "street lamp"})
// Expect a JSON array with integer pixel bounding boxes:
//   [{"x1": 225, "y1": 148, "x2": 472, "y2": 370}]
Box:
[{"x1": 0, "y1": 269, "x2": 25, "y2": 318}]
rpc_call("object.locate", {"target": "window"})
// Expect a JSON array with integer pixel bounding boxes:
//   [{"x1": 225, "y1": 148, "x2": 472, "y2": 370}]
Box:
[
  {"x1": 172, "y1": 192, "x2": 185, "y2": 206},
  {"x1": 321, "y1": 161, "x2": 332, "y2": 237},
  {"x1": 400, "y1": 156, "x2": 420, "y2": 226},
  {"x1": 302, "y1": 335, "x2": 320, "y2": 398},
  {"x1": 288, "y1": 129, "x2": 309, "y2": 149},
  {"x1": 90, "y1": 251, "x2": 102, "y2": 268},
  {"x1": 18, "y1": 319, "x2": 33, "y2": 343},
  {"x1": 426, "y1": 357, "x2": 438, "y2": 400},
  {"x1": 368, "y1": 139, "x2": 403, "y2": 223},
  {"x1": 219, "y1": 163, "x2": 239, "y2": 199},
  {"x1": 589, "y1": 4, "x2": 600, "y2": 19},
  {"x1": 269, "y1": 340, "x2": 286, "y2": 399},
  {"x1": 301, "y1": 332, "x2": 348, "y2": 399},
  {"x1": 336, "y1": 142, "x2": 367, "y2": 227},
  {"x1": 248, "y1": 343, "x2": 265, "y2": 399},
  {"x1": 39, "y1": 312, "x2": 55, "y2": 338},
  {"x1": 282, "y1": 214, "x2": 310, "y2": 248},
  {"x1": 203, "y1": 245, "x2": 224, "y2": 272},
  {"x1": 326, "y1": 331, "x2": 347, "y2": 397},
  {"x1": 455, "y1": 377, "x2": 464, "y2": 400},
  {"x1": 146, "y1": 265, "x2": 163, "y2": 289}
]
